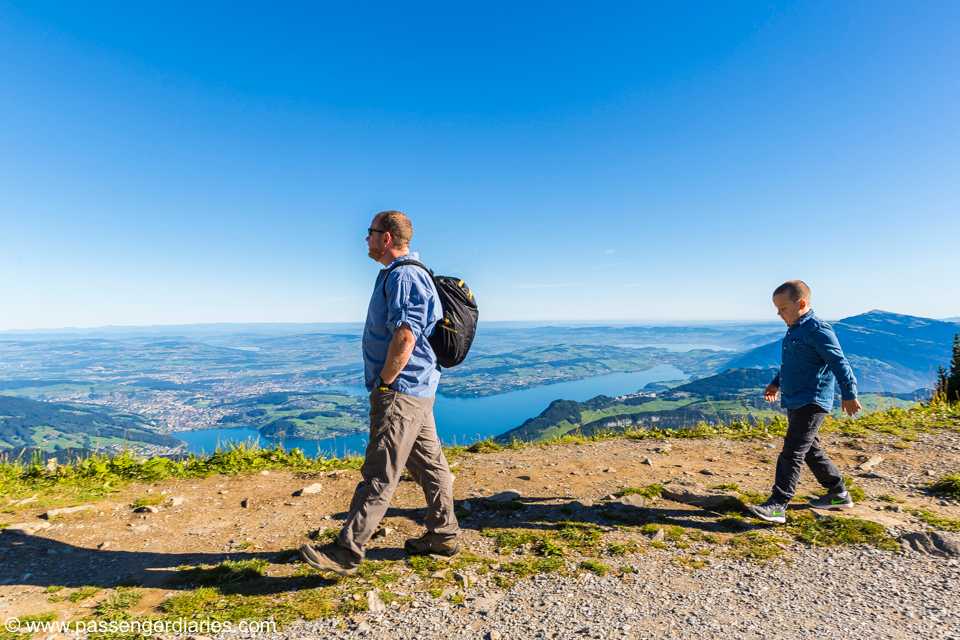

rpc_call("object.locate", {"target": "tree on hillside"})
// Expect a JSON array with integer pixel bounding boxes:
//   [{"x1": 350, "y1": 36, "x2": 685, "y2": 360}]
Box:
[
  {"x1": 935, "y1": 366, "x2": 949, "y2": 401},
  {"x1": 948, "y1": 334, "x2": 960, "y2": 403}
]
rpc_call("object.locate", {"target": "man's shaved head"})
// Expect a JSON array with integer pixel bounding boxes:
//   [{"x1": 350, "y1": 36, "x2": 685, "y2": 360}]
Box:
[{"x1": 772, "y1": 280, "x2": 811, "y2": 303}]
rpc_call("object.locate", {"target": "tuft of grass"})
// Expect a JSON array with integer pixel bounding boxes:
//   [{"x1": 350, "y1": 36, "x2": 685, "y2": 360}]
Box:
[
  {"x1": 556, "y1": 522, "x2": 604, "y2": 552},
  {"x1": 910, "y1": 508, "x2": 960, "y2": 533},
  {"x1": 710, "y1": 482, "x2": 741, "y2": 492},
  {"x1": 928, "y1": 473, "x2": 960, "y2": 500},
  {"x1": 503, "y1": 556, "x2": 565, "y2": 577},
  {"x1": 578, "y1": 559, "x2": 610, "y2": 575},
  {"x1": 786, "y1": 511, "x2": 899, "y2": 551},
  {"x1": 465, "y1": 439, "x2": 503, "y2": 454},
  {"x1": 481, "y1": 529, "x2": 541, "y2": 554},
  {"x1": 171, "y1": 559, "x2": 269, "y2": 587},
  {"x1": 606, "y1": 541, "x2": 640, "y2": 556},
  {"x1": 876, "y1": 494, "x2": 903, "y2": 503},
  {"x1": 406, "y1": 554, "x2": 450, "y2": 575},
  {"x1": 673, "y1": 556, "x2": 709, "y2": 569},
  {"x1": 67, "y1": 586, "x2": 101, "y2": 603},
  {"x1": 844, "y1": 478, "x2": 866, "y2": 503},
  {"x1": 93, "y1": 588, "x2": 142, "y2": 618},
  {"x1": 130, "y1": 494, "x2": 164, "y2": 509},
  {"x1": 726, "y1": 532, "x2": 786, "y2": 561},
  {"x1": 616, "y1": 483, "x2": 663, "y2": 500},
  {"x1": 534, "y1": 538, "x2": 565, "y2": 558},
  {"x1": 736, "y1": 490, "x2": 767, "y2": 506},
  {"x1": 307, "y1": 527, "x2": 339, "y2": 544}
]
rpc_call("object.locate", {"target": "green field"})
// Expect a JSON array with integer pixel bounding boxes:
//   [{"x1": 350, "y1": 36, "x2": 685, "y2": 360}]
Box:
[{"x1": 216, "y1": 392, "x2": 367, "y2": 439}]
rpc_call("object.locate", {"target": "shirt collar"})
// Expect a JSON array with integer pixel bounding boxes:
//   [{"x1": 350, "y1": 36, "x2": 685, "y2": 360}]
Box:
[
  {"x1": 791, "y1": 309, "x2": 815, "y2": 328},
  {"x1": 385, "y1": 251, "x2": 420, "y2": 269}
]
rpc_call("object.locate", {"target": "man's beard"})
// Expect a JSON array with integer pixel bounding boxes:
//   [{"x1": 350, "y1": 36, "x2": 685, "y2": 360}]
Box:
[{"x1": 368, "y1": 246, "x2": 384, "y2": 262}]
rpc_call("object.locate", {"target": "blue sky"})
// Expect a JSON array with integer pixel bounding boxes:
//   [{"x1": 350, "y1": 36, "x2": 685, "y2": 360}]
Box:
[{"x1": 1, "y1": 1, "x2": 958, "y2": 330}]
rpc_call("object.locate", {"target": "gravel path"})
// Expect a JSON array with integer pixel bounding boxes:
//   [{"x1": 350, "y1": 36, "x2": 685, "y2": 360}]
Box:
[{"x1": 219, "y1": 546, "x2": 959, "y2": 640}]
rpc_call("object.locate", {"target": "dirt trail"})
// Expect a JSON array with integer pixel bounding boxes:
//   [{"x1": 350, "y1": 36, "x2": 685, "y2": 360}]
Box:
[{"x1": 1, "y1": 428, "x2": 958, "y2": 626}]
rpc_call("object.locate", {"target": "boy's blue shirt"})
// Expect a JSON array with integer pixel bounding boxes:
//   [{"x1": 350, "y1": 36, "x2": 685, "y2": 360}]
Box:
[{"x1": 771, "y1": 310, "x2": 858, "y2": 411}]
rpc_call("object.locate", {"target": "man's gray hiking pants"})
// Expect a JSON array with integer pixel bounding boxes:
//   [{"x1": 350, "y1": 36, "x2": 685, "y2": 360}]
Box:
[{"x1": 339, "y1": 387, "x2": 460, "y2": 558}]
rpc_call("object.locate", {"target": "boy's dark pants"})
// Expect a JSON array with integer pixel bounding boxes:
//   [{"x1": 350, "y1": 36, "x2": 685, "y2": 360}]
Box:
[{"x1": 770, "y1": 403, "x2": 845, "y2": 504}]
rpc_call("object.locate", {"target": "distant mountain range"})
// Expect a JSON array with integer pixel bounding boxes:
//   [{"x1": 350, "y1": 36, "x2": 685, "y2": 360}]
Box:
[
  {"x1": 496, "y1": 368, "x2": 783, "y2": 443},
  {"x1": 725, "y1": 310, "x2": 958, "y2": 393},
  {"x1": 494, "y1": 366, "x2": 924, "y2": 444}
]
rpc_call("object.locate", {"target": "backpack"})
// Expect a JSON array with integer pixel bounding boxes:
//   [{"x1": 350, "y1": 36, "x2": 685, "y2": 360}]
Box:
[{"x1": 383, "y1": 259, "x2": 478, "y2": 368}]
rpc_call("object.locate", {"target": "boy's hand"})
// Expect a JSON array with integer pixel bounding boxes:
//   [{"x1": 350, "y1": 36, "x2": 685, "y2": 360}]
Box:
[
  {"x1": 764, "y1": 383, "x2": 780, "y2": 403},
  {"x1": 841, "y1": 398, "x2": 862, "y2": 416}
]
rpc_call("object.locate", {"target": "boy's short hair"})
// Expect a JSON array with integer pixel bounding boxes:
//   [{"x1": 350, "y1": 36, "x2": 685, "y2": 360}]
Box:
[
  {"x1": 375, "y1": 210, "x2": 413, "y2": 249},
  {"x1": 773, "y1": 280, "x2": 811, "y2": 302}
]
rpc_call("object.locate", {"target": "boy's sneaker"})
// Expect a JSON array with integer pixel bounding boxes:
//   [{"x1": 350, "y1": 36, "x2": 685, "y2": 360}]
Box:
[
  {"x1": 404, "y1": 532, "x2": 460, "y2": 557},
  {"x1": 808, "y1": 491, "x2": 854, "y2": 510},
  {"x1": 748, "y1": 501, "x2": 788, "y2": 524},
  {"x1": 299, "y1": 542, "x2": 361, "y2": 576}
]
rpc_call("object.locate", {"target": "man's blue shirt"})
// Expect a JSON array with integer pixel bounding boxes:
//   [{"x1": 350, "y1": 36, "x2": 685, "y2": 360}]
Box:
[
  {"x1": 362, "y1": 251, "x2": 442, "y2": 398},
  {"x1": 771, "y1": 310, "x2": 858, "y2": 411}
]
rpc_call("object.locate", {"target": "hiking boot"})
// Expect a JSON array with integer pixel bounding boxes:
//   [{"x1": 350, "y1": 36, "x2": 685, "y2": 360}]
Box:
[
  {"x1": 808, "y1": 491, "x2": 854, "y2": 510},
  {"x1": 299, "y1": 542, "x2": 361, "y2": 576},
  {"x1": 748, "y1": 501, "x2": 788, "y2": 524},
  {"x1": 404, "y1": 532, "x2": 460, "y2": 557}
]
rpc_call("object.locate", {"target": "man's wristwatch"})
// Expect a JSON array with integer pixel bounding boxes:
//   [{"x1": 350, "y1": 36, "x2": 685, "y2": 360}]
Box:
[{"x1": 376, "y1": 376, "x2": 391, "y2": 392}]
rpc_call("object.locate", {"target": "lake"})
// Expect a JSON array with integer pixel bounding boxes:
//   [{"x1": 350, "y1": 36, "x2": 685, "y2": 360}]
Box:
[{"x1": 177, "y1": 364, "x2": 684, "y2": 459}]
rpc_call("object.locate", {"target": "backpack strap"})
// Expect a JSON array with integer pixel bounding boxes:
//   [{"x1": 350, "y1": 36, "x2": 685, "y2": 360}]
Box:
[{"x1": 381, "y1": 259, "x2": 434, "y2": 297}]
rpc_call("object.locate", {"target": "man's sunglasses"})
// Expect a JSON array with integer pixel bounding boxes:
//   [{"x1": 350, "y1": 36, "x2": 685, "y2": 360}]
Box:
[{"x1": 367, "y1": 227, "x2": 387, "y2": 236}]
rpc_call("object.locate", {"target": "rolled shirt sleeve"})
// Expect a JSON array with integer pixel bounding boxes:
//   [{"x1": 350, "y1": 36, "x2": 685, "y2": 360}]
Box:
[
  {"x1": 385, "y1": 272, "x2": 430, "y2": 340},
  {"x1": 809, "y1": 323, "x2": 858, "y2": 401},
  {"x1": 771, "y1": 369, "x2": 781, "y2": 388}
]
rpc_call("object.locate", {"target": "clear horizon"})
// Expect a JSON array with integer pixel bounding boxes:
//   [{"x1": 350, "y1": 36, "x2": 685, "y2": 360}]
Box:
[
  {"x1": 2, "y1": 308, "x2": 958, "y2": 335},
  {"x1": 2, "y1": 3, "x2": 958, "y2": 330}
]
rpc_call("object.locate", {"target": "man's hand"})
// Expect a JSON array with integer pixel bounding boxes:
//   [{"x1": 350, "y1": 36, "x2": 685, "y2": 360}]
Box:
[
  {"x1": 841, "y1": 398, "x2": 862, "y2": 417},
  {"x1": 764, "y1": 383, "x2": 780, "y2": 403}
]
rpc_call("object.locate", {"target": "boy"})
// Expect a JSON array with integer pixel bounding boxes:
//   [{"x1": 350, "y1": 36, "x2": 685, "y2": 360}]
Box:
[{"x1": 749, "y1": 280, "x2": 862, "y2": 524}]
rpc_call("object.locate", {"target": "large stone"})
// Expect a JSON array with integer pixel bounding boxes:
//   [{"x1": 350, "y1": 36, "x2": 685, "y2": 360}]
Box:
[
  {"x1": 660, "y1": 484, "x2": 744, "y2": 512},
  {"x1": 900, "y1": 531, "x2": 960, "y2": 558},
  {"x1": 366, "y1": 589, "x2": 386, "y2": 613},
  {"x1": 858, "y1": 455, "x2": 884, "y2": 472},
  {"x1": 293, "y1": 483, "x2": 323, "y2": 497},
  {"x1": 4, "y1": 520, "x2": 52, "y2": 535},
  {"x1": 487, "y1": 490, "x2": 522, "y2": 503},
  {"x1": 616, "y1": 494, "x2": 647, "y2": 508},
  {"x1": 40, "y1": 504, "x2": 95, "y2": 520},
  {"x1": 133, "y1": 505, "x2": 160, "y2": 514},
  {"x1": 472, "y1": 593, "x2": 504, "y2": 615},
  {"x1": 371, "y1": 526, "x2": 394, "y2": 540}
]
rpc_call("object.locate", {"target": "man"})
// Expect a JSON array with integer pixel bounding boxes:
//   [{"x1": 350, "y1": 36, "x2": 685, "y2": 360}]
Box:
[
  {"x1": 749, "y1": 280, "x2": 862, "y2": 524},
  {"x1": 299, "y1": 210, "x2": 460, "y2": 575}
]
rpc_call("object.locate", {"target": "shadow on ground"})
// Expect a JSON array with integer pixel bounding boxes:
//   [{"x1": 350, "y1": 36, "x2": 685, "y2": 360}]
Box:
[{"x1": 1, "y1": 491, "x2": 771, "y2": 594}]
